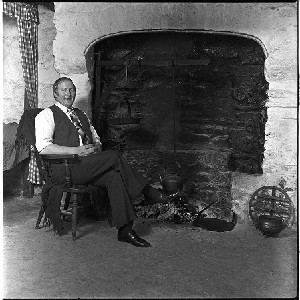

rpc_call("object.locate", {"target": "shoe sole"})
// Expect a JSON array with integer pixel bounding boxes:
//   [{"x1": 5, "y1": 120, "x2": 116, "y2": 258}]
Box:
[{"x1": 117, "y1": 237, "x2": 151, "y2": 247}]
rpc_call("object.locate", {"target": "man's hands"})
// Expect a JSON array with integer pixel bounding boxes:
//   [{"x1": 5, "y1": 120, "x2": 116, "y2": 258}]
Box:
[
  {"x1": 94, "y1": 142, "x2": 102, "y2": 152},
  {"x1": 77, "y1": 144, "x2": 95, "y2": 156},
  {"x1": 77, "y1": 143, "x2": 102, "y2": 156}
]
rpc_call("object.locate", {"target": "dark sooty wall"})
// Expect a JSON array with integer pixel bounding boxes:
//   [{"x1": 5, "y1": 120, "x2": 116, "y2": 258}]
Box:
[{"x1": 92, "y1": 31, "x2": 268, "y2": 211}]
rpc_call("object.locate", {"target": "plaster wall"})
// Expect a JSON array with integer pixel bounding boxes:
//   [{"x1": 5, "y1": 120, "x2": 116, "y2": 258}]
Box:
[
  {"x1": 37, "y1": 5, "x2": 60, "y2": 109},
  {"x1": 3, "y1": 15, "x2": 24, "y2": 124},
  {"x1": 52, "y1": 2, "x2": 297, "y2": 223},
  {"x1": 3, "y1": 15, "x2": 26, "y2": 172}
]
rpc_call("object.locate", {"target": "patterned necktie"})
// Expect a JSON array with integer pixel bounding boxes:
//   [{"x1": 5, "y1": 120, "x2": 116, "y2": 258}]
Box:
[{"x1": 67, "y1": 108, "x2": 90, "y2": 145}]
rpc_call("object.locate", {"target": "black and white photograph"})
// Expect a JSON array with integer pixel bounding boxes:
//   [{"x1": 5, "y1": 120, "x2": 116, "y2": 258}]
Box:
[{"x1": 2, "y1": 1, "x2": 298, "y2": 298}]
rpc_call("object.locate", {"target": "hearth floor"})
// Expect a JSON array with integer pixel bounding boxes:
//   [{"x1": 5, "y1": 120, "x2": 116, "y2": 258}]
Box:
[{"x1": 3, "y1": 195, "x2": 298, "y2": 299}]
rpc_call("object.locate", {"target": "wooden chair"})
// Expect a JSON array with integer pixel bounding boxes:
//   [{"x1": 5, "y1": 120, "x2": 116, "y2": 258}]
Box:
[{"x1": 35, "y1": 152, "x2": 105, "y2": 240}]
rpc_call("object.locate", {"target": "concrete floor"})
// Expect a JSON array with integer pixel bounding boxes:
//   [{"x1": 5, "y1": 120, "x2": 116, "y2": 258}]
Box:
[{"x1": 3, "y1": 195, "x2": 298, "y2": 299}]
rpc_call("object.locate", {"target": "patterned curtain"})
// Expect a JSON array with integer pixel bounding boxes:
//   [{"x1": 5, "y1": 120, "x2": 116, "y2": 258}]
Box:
[
  {"x1": 3, "y1": 2, "x2": 39, "y2": 109},
  {"x1": 4, "y1": 2, "x2": 40, "y2": 184}
]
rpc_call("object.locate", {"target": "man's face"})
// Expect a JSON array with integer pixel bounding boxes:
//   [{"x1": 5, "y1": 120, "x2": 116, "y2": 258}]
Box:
[{"x1": 54, "y1": 80, "x2": 76, "y2": 108}]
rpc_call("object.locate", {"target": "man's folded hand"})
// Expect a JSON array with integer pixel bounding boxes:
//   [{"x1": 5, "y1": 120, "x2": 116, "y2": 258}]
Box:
[{"x1": 77, "y1": 144, "x2": 97, "y2": 156}]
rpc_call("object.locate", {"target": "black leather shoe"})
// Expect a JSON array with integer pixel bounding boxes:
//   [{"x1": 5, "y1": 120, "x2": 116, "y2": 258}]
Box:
[
  {"x1": 131, "y1": 230, "x2": 151, "y2": 245},
  {"x1": 118, "y1": 230, "x2": 151, "y2": 247}
]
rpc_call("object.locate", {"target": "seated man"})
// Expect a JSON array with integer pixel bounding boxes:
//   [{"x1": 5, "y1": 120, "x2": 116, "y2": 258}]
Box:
[{"x1": 35, "y1": 77, "x2": 171, "y2": 247}]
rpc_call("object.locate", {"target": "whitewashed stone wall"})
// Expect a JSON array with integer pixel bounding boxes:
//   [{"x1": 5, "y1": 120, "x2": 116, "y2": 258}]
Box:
[
  {"x1": 37, "y1": 5, "x2": 60, "y2": 109},
  {"x1": 3, "y1": 15, "x2": 25, "y2": 124}
]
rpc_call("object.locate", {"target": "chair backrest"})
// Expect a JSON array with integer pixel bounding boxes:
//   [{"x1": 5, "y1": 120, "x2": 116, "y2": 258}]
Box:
[
  {"x1": 15, "y1": 108, "x2": 48, "y2": 182},
  {"x1": 16, "y1": 108, "x2": 43, "y2": 146},
  {"x1": 16, "y1": 108, "x2": 80, "y2": 187}
]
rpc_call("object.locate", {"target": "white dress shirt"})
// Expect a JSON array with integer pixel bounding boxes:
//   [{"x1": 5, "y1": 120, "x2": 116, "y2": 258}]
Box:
[{"x1": 35, "y1": 102, "x2": 101, "y2": 152}]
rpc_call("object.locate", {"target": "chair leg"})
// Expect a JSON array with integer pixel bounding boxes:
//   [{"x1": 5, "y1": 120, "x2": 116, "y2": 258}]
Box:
[
  {"x1": 72, "y1": 192, "x2": 78, "y2": 241},
  {"x1": 35, "y1": 205, "x2": 46, "y2": 229}
]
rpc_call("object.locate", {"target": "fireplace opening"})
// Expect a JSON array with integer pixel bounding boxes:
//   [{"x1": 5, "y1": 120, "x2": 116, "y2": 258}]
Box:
[{"x1": 87, "y1": 31, "x2": 268, "y2": 218}]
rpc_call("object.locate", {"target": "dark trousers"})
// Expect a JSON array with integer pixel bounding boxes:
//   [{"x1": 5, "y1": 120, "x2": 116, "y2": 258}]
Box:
[{"x1": 51, "y1": 150, "x2": 148, "y2": 229}]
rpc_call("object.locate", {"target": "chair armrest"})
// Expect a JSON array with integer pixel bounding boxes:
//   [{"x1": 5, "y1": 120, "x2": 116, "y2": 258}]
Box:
[{"x1": 41, "y1": 154, "x2": 80, "y2": 164}]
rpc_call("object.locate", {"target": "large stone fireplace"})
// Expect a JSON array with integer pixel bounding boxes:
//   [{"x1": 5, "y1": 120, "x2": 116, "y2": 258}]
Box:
[
  {"x1": 84, "y1": 31, "x2": 268, "y2": 219},
  {"x1": 3, "y1": 2, "x2": 297, "y2": 225}
]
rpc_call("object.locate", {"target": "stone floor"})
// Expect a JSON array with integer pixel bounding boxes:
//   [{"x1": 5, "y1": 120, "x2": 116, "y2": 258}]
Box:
[{"x1": 2, "y1": 195, "x2": 298, "y2": 299}]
